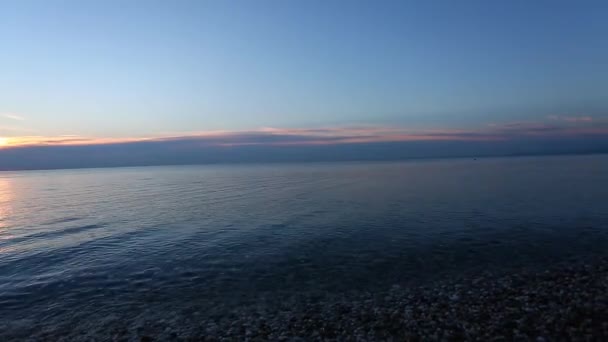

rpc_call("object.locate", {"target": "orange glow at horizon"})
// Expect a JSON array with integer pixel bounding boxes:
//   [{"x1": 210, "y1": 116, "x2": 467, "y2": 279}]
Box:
[
  {"x1": 0, "y1": 129, "x2": 496, "y2": 149},
  {"x1": 0, "y1": 135, "x2": 153, "y2": 148},
  {"x1": 0, "y1": 121, "x2": 605, "y2": 149}
]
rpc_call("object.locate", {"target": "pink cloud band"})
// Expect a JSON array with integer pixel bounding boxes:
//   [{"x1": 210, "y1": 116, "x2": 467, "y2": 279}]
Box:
[{"x1": 1, "y1": 117, "x2": 606, "y2": 149}]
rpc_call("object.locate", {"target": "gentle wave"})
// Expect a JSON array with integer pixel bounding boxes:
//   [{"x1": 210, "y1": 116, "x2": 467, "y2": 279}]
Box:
[{"x1": 0, "y1": 155, "x2": 607, "y2": 335}]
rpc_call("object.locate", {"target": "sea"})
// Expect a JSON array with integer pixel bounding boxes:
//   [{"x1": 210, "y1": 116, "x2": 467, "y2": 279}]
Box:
[{"x1": 1, "y1": 154, "x2": 608, "y2": 336}]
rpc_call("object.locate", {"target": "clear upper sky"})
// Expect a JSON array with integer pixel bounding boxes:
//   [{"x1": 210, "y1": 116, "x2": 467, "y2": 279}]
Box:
[{"x1": 1, "y1": 0, "x2": 607, "y2": 143}]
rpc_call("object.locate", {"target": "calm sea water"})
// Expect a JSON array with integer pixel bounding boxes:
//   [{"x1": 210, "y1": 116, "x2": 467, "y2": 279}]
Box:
[{"x1": 1, "y1": 155, "x2": 608, "y2": 326}]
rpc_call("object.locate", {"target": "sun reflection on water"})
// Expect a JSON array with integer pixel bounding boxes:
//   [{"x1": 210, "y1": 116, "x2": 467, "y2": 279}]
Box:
[{"x1": 0, "y1": 176, "x2": 15, "y2": 237}]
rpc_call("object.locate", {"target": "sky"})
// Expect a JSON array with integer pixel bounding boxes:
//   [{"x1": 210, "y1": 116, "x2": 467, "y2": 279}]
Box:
[{"x1": 1, "y1": 0, "x2": 607, "y2": 169}]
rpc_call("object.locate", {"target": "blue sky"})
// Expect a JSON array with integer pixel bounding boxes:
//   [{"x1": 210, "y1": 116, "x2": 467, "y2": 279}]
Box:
[
  {"x1": 2, "y1": 0, "x2": 607, "y2": 136},
  {"x1": 0, "y1": 0, "x2": 607, "y2": 168}
]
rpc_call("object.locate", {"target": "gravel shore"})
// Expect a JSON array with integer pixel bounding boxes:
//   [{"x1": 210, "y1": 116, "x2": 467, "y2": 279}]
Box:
[
  {"x1": 4, "y1": 257, "x2": 608, "y2": 341},
  {"x1": 192, "y1": 258, "x2": 608, "y2": 341}
]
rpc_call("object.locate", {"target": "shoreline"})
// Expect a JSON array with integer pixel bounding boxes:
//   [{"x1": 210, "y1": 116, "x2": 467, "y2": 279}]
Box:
[
  {"x1": 197, "y1": 257, "x2": 608, "y2": 341},
  {"x1": 5, "y1": 256, "x2": 607, "y2": 341}
]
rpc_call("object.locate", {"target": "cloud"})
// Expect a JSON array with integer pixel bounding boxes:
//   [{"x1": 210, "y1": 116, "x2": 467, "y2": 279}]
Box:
[
  {"x1": 1, "y1": 133, "x2": 608, "y2": 171},
  {"x1": 0, "y1": 111, "x2": 608, "y2": 154},
  {"x1": 1, "y1": 115, "x2": 607, "y2": 150},
  {"x1": 0, "y1": 135, "x2": 145, "y2": 147},
  {"x1": 1, "y1": 113, "x2": 25, "y2": 121},
  {"x1": 0, "y1": 127, "x2": 504, "y2": 149},
  {"x1": 547, "y1": 115, "x2": 593, "y2": 123},
  {"x1": 1, "y1": 119, "x2": 607, "y2": 170}
]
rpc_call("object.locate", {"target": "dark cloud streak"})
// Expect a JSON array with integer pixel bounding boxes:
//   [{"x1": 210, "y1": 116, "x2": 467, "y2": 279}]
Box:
[
  {"x1": 2, "y1": 120, "x2": 608, "y2": 170},
  {"x1": 1, "y1": 136, "x2": 608, "y2": 171}
]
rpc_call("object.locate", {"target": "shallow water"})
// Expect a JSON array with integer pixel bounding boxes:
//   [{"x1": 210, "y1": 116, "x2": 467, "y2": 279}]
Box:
[{"x1": 1, "y1": 155, "x2": 608, "y2": 324}]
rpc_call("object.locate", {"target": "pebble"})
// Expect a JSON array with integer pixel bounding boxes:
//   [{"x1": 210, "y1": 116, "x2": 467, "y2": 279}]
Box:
[{"x1": 2, "y1": 258, "x2": 608, "y2": 341}]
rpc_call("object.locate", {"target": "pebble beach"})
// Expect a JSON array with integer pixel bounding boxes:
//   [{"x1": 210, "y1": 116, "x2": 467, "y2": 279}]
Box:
[
  {"x1": 186, "y1": 257, "x2": 608, "y2": 341},
  {"x1": 5, "y1": 256, "x2": 607, "y2": 341}
]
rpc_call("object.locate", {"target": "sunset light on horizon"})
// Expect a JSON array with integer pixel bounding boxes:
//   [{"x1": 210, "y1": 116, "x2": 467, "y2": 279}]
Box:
[
  {"x1": 2, "y1": 1, "x2": 608, "y2": 340},
  {"x1": 1, "y1": 0, "x2": 607, "y2": 170},
  {"x1": 0, "y1": 115, "x2": 606, "y2": 150}
]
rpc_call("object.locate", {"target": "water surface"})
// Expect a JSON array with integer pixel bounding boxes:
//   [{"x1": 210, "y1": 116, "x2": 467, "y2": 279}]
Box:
[{"x1": 1, "y1": 155, "x2": 608, "y2": 326}]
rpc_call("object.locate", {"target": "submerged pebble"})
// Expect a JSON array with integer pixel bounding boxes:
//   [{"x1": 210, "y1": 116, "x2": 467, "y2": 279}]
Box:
[{"x1": 1, "y1": 257, "x2": 606, "y2": 341}]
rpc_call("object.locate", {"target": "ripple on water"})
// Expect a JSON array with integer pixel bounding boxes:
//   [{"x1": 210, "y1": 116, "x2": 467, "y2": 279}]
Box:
[{"x1": 0, "y1": 157, "x2": 607, "y2": 331}]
